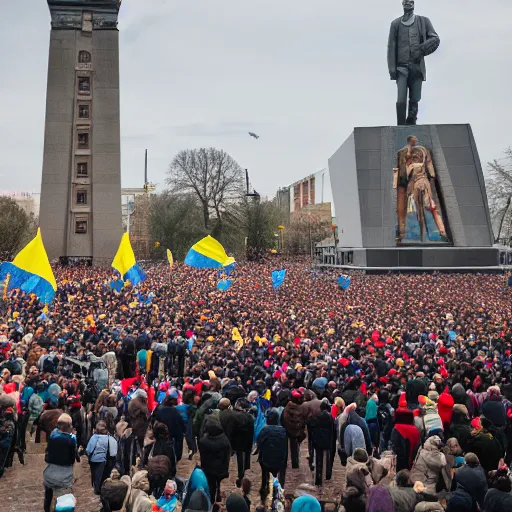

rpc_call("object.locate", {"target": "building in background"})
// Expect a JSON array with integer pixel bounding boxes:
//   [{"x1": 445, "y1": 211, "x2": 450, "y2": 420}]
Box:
[
  {"x1": 277, "y1": 169, "x2": 335, "y2": 224},
  {"x1": 0, "y1": 191, "x2": 40, "y2": 218},
  {"x1": 39, "y1": 0, "x2": 123, "y2": 265}
]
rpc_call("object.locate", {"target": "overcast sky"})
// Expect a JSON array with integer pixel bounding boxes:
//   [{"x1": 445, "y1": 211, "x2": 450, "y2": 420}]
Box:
[{"x1": 1, "y1": 0, "x2": 511, "y2": 198}]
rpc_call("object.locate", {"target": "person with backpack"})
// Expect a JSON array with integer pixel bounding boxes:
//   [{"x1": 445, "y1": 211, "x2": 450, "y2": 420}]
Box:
[
  {"x1": 142, "y1": 421, "x2": 176, "y2": 498},
  {"x1": 86, "y1": 420, "x2": 118, "y2": 495},
  {"x1": 155, "y1": 393, "x2": 186, "y2": 462},
  {"x1": 281, "y1": 389, "x2": 306, "y2": 469},
  {"x1": 308, "y1": 398, "x2": 336, "y2": 486},
  {"x1": 256, "y1": 408, "x2": 288, "y2": 499},
  {"x1": 198, "y1": 414, "x2": 231, "y2": 504},
  {"x1": 218, "y1": 397, "x2": 254, "y2": 487},
  {"x1": 377, "y1": 389, "x2": 395, "y2": 452}
]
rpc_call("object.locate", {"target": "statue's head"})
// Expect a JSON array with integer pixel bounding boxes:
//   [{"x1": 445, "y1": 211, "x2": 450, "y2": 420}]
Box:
[
  {"x1": 407, "y1": 135, "x2": 418, "y2": 146},
  {"x1": 402, "y1": 0, "x2": 415, "y2": 14}
]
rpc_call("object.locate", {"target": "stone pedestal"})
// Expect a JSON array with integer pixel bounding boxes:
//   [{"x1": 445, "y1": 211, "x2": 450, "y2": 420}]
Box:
[{"x1": 325, "y1": 124, "x2": 499, "y2": 269}]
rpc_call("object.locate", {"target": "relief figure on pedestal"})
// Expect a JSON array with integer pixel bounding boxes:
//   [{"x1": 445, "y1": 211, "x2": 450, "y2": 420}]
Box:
[{"x1": 394, "y1": 136, "x2": 449, "y2": 244}]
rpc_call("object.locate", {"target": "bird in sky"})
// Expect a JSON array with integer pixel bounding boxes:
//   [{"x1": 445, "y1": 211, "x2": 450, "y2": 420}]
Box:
[{"x1": 248, "y1": 132, "x2": 260, "y2": 139}]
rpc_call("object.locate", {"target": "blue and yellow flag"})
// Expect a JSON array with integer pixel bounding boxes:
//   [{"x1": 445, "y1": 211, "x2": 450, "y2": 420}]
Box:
[
  {"x1": 184, "y1": 235, "x2": 235, "y2": 269},
  {"x1": 0, "y1": 228, "x2": 57, "y2": 303},
  {"x1": 271, "y1": 269, "x2": 286, "y2": 290},
  {"x1": 112, "y1": 232, "x2": 146, "y2": 286}
]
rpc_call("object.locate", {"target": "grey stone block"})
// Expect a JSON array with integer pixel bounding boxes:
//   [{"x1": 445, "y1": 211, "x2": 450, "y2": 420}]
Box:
[{"x1": 329, "y1": 124, "x2": 494, "y2": 254}]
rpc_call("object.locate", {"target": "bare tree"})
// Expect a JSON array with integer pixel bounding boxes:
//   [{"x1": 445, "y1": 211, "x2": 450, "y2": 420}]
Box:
[
  {"x1": 166, "y1": 148, "x2": 244, "y2": 230},
  {"x1": 486, "y1": 148, "x2": 512, "y2": 243}
]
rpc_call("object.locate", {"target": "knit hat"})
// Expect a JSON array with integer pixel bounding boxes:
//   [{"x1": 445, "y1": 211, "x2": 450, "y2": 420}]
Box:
[
  {"x1": 427, "y1": 390, "x2": 439, "y2": 402},
  {"x1": 438, "y1": 392, "x2": 454, "y2": 425}
]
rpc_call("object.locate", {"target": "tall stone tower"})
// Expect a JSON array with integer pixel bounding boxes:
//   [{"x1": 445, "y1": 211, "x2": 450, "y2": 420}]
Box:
[{"x1": 39, "y1": 0, "x2": 123, "y2": 265}]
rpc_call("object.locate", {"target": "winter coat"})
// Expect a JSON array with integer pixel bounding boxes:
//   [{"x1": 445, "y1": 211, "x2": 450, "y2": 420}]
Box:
[
  {"x1": 308, "y1": 410, "x2": 335, "y2": 451},
  {"x1": 281, "y1": 401, "x2": 306, "y2": 441},
  {"x1": 450, "y1": 414, "x2": 473, "y2": 453},
  {"x1": 450, "y1": 464, "x2": 487, "y2": 512},
  {"x1": 155, "y1": 405, "x2": 186, "y2": 441},
  {"x1": 410, "y1": 436, "x2": 451, "y2": 494},
  {"x1": 451, "y1": 384, "x2": 473, "y2": 417},
  {"x1": 445, "y1": 487, "x2": 473, "y2": 512},
  {"x1": 342, "y1": 389, "x2": 367, "y2": 415},
  {"x1": 127, "y1": 397, "x2": 149, "y2": 440},
  {"x1": 257, "y1": 424, "x2": 288, "y2": 470},
  {"x1": 344, "y1": 425, "x2": 366, "y2": 457},
  {"x1": 483, "y1": 488, "x2": 512, "y2": 512},
  {"x1": 341, "y1": 486, "x2": 366, "y2": 512},
  {"x1": 45, "y1": 428, "x2": 77, "y2": 467},
  {"x1": 414, "y1": 502, "x2": 443, "y2": 512},
  {"x1": 198, "y1": 423, "x2": 231, "y2": 479},
  {"x1": 128, "y1": 470, "x2": 152, "y2": 512},
  {"x1": 388, "y1": 486, "x2": 417, "y2": 512},
  {"x1": 36, "y1": 408, "x2": 63, "y2": 442},
  {"x1": 219, "y1": 409, "x2": 254, "y2": 453},
  {"x1": 339, "y1": 409, "x2": 372, "y2": 455},
  {"x1": 346, "y1": 456, "x2": 387, "y2": 495},
  {"x1": 301, "y1": 393, "x2": 322, "y2": 421},
  {"x1": 193, "y1": 395, "x2": 220, "y2": 437},
  {"x1": 142, "y1": 438, "x2": 176, "y2": 479},
  {"x1": 464, "y1": 429, "x2": 503, "y2": 474}
]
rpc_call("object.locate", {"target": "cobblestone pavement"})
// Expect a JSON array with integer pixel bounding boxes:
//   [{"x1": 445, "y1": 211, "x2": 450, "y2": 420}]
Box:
[{"x1": 0, "y1": 438, "x2": 347, "y2": 511}]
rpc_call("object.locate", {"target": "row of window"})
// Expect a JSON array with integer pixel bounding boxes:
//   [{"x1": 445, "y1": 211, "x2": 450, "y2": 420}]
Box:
[{"x1": 74, "y1": 52, "x2": 92, "y2": 235}]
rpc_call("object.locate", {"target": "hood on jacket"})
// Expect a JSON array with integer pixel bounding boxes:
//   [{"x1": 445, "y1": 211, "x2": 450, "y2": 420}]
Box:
[
  {"x1": 451, "y1": 383, "x2": 467, "y2": 403},
  {"x1": 131, "y1": 470, "x2": 150, "y2": 492},
  {"x1": 184, "y1": 489, "x2": 211, "y2": 512},
  {"x1": 291, "y1": 495, "x2": 321, "y2": 512},
  {"x1": 424, "y1": 435, "x2": 443, "y2": 451},
  {"x1": 226, "y1": 493, "x2": 249, "y2": 512}
]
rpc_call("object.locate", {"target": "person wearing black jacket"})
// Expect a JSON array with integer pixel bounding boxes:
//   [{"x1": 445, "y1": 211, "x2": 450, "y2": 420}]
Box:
[
  {"x1": 154, "y1": 395, "x2": 186, "y2": 462},
  {"x1": 256, "y1": 408, "x2": 287, "y2": 498},
  {"x1": 198, "y1": 418, "x2": 231, "y2": 503},
  {"x1": 142, "y1": 421, "x2": 176, "y2": 498},
  {"x1": 219, "y1": 398, "x2": 254, "y2": 487},
  {"x1": 308, "y1": 399, "x2": 336, "y2": 486}
]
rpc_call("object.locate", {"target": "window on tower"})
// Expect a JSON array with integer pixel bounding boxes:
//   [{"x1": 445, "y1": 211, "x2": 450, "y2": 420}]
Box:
[
  {"x1": 77, "y1": 133, "x2": 89, "y2": 149},
  {"x1": 77, "y1": 162, "x2": 88, "y2": 177},
  {"x1": 75, "y1": 219, "x2": 88, "y2": 234},
  {"x1": 78, "y1": 51, "x2": 91, "y2": 64},
  {"x1": 78, "y1": 104, "x2": 90, "y2": 119},
  {"x1": 78, "y1": 77, "x2": 90, "y2": 94},
  {"x1": 76, "y1": 190, "x2": 88, "y2": 205}
]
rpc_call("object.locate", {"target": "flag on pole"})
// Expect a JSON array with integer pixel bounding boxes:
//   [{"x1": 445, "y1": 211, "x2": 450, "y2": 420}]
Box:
[
  {"x1": 0, "y1": 228, "x2": 57, "y2": 303},
  {"x1": 167, "y1": 249, "x2": 173, "y2": 272},
  {"x1": 112, "y1": 233, "x2": 146, "y2": 286},
  {"x1": 184, "y1": 235, "x2": 235, "y2": 269}
]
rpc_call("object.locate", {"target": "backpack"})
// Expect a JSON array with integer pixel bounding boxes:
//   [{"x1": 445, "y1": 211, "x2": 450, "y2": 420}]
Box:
[
  {"x1": 42, "y1": 355, "x2": 56, "y2": 374},
  {"x1": 378, "y1": 403, "x2": 393, "y2": 435}
]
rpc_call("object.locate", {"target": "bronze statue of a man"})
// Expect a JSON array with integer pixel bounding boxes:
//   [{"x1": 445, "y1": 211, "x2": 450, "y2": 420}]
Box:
[{"x1": 388, "y1": 0, "x2": 440, "y2": 125}]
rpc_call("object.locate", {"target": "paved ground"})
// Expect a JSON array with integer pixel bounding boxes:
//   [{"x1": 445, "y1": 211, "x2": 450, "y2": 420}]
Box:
[{"x1": 0, "y1": 436, "x2": 347, "y2": 511}]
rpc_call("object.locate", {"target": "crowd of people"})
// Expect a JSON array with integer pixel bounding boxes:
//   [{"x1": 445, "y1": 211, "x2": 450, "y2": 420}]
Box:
[{"x1": 1, "y1": 259, "x2": 512, "y2": 512}]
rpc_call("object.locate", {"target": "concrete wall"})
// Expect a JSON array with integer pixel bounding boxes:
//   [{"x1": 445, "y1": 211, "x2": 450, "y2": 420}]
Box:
[
  {"x1": 328, "y1": 125, "x2": 494, "y2": 249},
  {"x1": 91, "y1": 29, "x2": 123, "y2": 262},
  {"x1": 39, "y1": 30, "x2": 76, "y2": 261},
  {"x1": 328, "y1": 132, "x2": 363, "y2": 247}
]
